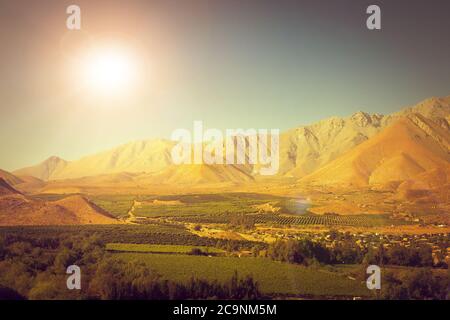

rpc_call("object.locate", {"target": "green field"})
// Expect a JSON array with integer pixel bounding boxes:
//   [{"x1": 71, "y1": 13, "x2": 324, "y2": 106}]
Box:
[
  {"x1": 90, "y1": 192, "x2": 406, "y2": 227},
  {"x1": 0, "y1": 225, "x2": 258, "y2": 249},
  {"x1": 168, "y1": 213, "x2": 411, "y2": 227},
  {"x1": 131, "y1": 192, "x2": 299, "y2": 217},
  {"x1": 106, "y1": 243, "x2": 225, "y2": 254},
  {"x1": 113, "y1": 252, "x2": 371, "y2": 298},
  {"x1": 33, "y1": 193, "x2": 409, "y2": 228},
  {"x1": 89, "y1": 195, "x2": 135, "y2": 217},
  {"x1": 30, "y1": 194, "x2": 135, "y2": 218}
]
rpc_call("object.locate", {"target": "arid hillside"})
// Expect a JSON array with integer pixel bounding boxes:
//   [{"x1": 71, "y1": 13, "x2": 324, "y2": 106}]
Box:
[
  {"x1": 0, "y1": 179, "x2": 120, "y2": 226},
  {"x1": 13, "y1": 96, "x2": 450, "y2": 186},
  {"x1": 300, "y1": 114, "x2": 450, "y2": 188}
]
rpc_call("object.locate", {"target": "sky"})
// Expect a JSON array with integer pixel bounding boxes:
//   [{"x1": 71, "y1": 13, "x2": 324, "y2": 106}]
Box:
[{"x1": 0, "y1": 0, "x2": 449, "y2": 170}]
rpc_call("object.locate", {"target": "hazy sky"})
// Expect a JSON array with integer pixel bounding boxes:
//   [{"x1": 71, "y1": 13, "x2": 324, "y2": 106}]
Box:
[{"x1": 1, "y1": 0, "x2": 449, "y2": 170}]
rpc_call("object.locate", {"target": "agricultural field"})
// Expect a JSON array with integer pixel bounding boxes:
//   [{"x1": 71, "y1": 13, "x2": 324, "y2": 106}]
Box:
[
  {"x1": 113, "y1": 252, "x2": 371, "y2": 298},
  {"x1": 32, "y1": 192, "x2": 412, "y2": 228},
  {"x1": 89, "y1": 195, "x2": 135, "y2": 217},
  {"x1": 30, "y1": 194, "x2": 135, "y2": 218},
  {"x1": 169, "y1": 213, "x2": 412, "y2": 227},
  {"x1": 131, "y1": 192, "x2": 301, "y2": 217},
  {"x1": 84, "y1": 192, "x2": 409, "y2": 228},
  {"x1": 0, "y1": 224, "x2": 258, "y2": 249},
  {"x1": 252, "y1": 214, "x2": 403, "y2": 227},
  {"x1": 106, "y1": 243, "x2": 225, "y2": 254}
]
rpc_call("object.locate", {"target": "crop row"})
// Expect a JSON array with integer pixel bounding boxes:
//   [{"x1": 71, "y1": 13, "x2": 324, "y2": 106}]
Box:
[{"x1": 170, "y1": 214, "x2": 406, "y2": 227}]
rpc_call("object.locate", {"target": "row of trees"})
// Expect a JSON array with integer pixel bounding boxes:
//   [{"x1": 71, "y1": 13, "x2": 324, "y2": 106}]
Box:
[
  {"x1": 266, "y1": 239, "x2": 368, "y2": 265},
  {"x1": 266, "y1": 239, "x2": 449, "y2": 299},
  {"x1": 267, "y1": 239, "x2": 332, "y2": 265},
  {"x1": 364, "y1": 244, "x2": 434, "y2": 267},
  {"x1": 266, "y1": 239, "x2": 439, "y2": 267},
  {"x1": 382, "y1": 269, "x2": 449, "y2": 300}
]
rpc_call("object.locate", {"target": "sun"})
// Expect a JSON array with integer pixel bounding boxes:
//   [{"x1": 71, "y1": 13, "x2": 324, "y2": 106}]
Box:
[{"x1": 80, "y1": 46, "x2": 137, "y2": 95}]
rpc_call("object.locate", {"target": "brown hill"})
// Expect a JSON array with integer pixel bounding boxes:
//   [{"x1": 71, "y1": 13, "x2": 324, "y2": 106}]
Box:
[
  {"x1": 12, "y1": 175, "x2": 46, "y2": 193},
  {"x1": 0, "y1": 178, "x2": 22, "y2": 196},
  {"x1": 300, "y1": 114, "x2": 450, "y2": 188},
  {"x1": 0, "y1": 192, "x2": 120, "y2": 226},
  {"x1": 0, "y1": 169, "x2": 46, "y2": 194},
  {"x1": 0, "y1": 169, "x2": 23, "y2": 185},
  {"x1": 395, "y1": 165, "x2": 450, "y2": 205},
  {"x1": 53, "y1": 195, "x2": 119, "y2": 224}
]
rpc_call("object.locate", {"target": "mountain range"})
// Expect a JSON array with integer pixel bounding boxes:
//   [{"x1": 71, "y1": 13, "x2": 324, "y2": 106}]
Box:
[
  {"x1": 0, "y1": 95, "x2": 448, "y2": 194},
  {"x1": 300, "y1": 114, "x2": 450, "y2": 188},
  {"x1": 1, "y1": 95, "x2": 449, "y2": 225},
  {"x1": 8, "y1": 96, "x2": 449, "y2": 188}
]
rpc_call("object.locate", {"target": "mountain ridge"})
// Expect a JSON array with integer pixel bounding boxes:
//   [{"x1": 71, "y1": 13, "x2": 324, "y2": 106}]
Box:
[
  {"x1": 13, "y1": 156, "x2": 68, "y2": 181},
  {"x1": 299, "y1": 113, "x2": 450, "y2": 188},
  {"x1": 10, "y1": 96, "x2": 450, "y2": 188}
]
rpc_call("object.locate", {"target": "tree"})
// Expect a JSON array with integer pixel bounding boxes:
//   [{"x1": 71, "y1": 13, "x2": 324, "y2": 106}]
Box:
[
  {"x1": 189, "y1": 248, "x2": 206, "y2": 256},
  {"x1": 0, "y1": 286, "x2": 25, "y2": 300},
  {"x1": 382, "y1": 269, "x2": 449, "y2": 300},
  {"x1": 388, "y1": 245, "x2": 410, "y2": 266}
]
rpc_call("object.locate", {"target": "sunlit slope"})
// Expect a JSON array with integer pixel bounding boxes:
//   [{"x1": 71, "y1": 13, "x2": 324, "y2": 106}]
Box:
[
  {"x1": 13, "y1": 156, "x2": 68, "y2": 180},
  {"x1": 149, "y1": 164, "x2": 254, "y2": 184},
  {"x1": 300, "y1": 114, "x2": 450, "y2": 188},
  {"x1": 279, "y1": 96, "x2": 450, "y2": 178},
  {"x1": 0, "y1": 178, "x2": 22, "y2": 196},
  {"x1": 0, "y1": 180, "x2": 119, "y2": 225},
  {"x1": 396, "y1": 165, "x2": 450, "y2": 205},
  {"x1": 12, "y1": 95, "x2": 450, "y2": 185},
  {"x1": 0, "y1": 169, "x2": 23, "y2": 185},
  {"x1": 47, "y1": 140, "x2": 174, "y2": 180}
]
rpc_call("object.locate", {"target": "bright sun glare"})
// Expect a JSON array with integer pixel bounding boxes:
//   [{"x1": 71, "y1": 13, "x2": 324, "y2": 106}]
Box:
[{"x1": 81, "y1": 47, "x2": 137, "y2": 95}]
